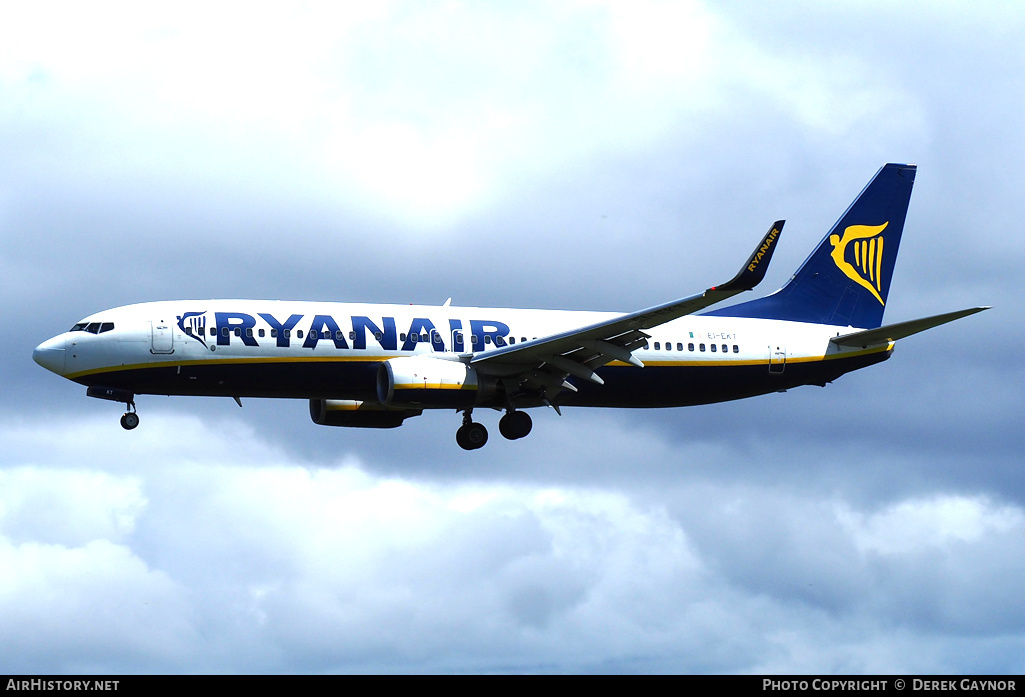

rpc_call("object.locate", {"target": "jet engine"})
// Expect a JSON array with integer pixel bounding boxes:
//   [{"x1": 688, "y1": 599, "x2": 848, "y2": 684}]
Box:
[
  {"x1": 309, "y1": 399, "x2": 421, "y2": 429},
  {"x1": 377, "y1": 356, "x2": 498, "y2": 409}
]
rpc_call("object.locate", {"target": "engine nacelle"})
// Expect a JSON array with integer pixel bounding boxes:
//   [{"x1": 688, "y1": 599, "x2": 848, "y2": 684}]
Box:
[
  {"x1": 377, "y1": 356, "x2": 497, "y2": 409},
  {"x1": 309, "y1": 399, "x2": 421, "y2": 429}
]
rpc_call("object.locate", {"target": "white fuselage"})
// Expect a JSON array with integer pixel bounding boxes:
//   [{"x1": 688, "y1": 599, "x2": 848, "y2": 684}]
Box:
[{"x1": 33, "y1": 299, "x2": 891, "y2": 409}]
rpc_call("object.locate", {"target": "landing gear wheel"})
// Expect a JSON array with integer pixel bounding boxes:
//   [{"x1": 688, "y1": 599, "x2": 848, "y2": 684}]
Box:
[
  {"x1": 456, "y1": 422, "x2": 488, "y2": 450},
  {"x1": 120, "y1": 412, "x2": 139, "y2": 430},
  {"x1": 499, "y1": 411, "x2": 532, "y2": 440}
]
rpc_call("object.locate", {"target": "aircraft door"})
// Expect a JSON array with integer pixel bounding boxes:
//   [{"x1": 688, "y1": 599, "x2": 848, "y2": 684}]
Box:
[
  {"x1": 150, "y1": 321, "x2": 175, "y2": 354},
  {"x1": 768, "y1": 345, "x2": 786, "y2": 374}
]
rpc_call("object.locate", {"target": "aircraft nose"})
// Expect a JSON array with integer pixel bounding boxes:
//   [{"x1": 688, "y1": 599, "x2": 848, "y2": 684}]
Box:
[{"x1": 33, "y1": 335, "x2": 66, "y2": 375}]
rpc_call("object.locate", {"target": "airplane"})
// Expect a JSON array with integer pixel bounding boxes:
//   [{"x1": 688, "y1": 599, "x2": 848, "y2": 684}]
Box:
[{"x1": 33, "y1": 163, "x2": 987, "y2": 450}]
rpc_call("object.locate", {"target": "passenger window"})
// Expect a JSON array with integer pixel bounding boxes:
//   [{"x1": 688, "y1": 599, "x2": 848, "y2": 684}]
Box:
[
  {"x1": 711, "y1": 343, "x2": 717, "y2": 352},
  {"x1": 410, "y1": 333, "x2": 418, "y2": 342},
  {"x1": 521, "y1": 337, "x2": 527, "y2": 343},
  {"x1": 688, "y1": 343, "x2": 694, "y2": 352},
  {"x1": 283, "y1": 329, "x2": 290, "y2": 338},
  {"x1": 296, "y1": 330, "x2": 303, "y2": 338},
  {"x1": 699, "y1": 343, "x2": 706, "y2": 352},
  {"x1": 677, "y1": 343, "x2": 683, "y2": 351},
  {"x1": 184, "y1": 326, "x2": 193, "y2": 335},
  {"x1": 234, "y1": 328, "x2": 242, "y2": 337},
  {"x1": 653, "y1": 342, "x2": 660, "y2": 350},
  {"x1": 733, "y1": 345, "x2": 739, "y2": 353},
  {"x1": 471, "y1": 335, "x2": 478, "y2": 344},
  {"x1": 335, "y1": 330, "x2": 344, "y2": 340},
  {"x1": 509, "y1": 337, "x2": 516, "y2": 344},
  {"x1": 259, "y1": 329, "x2": 265, "y2": 338},
  {"x1": 485, "y1": 335, "x2": 492, "y2": 344},
  {"x1": 420, "y1": 333, "x2": 428, "y2": 342},
  {"x1": 210, "y1": 327, "x2": 216, "y2": 336},
  {"x1": 271, "y1": 329, "x2": 278, "y2": 338},
  {"x1": 246, "y1": 328, "x2": 254, "y2": 338},
  {"x1": 221, "y1": 327, "x2": 229, "y2": 337},
  {"x1": 349, "y1": 332, "x2": 356, "y2": 340},
  {"x1": 722, "y1": 344, "x2": 728, "y2": 353},
  {"x1": 375, "y1": 332, "x2": 384, "y2": 341}
]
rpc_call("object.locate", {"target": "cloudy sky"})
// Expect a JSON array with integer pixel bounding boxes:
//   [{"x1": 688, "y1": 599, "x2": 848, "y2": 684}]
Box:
[{"x1": 3, "y1": 0, "x2": 1024, "y2": 674}]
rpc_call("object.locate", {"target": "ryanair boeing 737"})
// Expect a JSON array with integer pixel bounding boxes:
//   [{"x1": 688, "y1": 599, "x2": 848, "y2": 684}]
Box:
[{"x1": 33, "y1": 164, "x2": 987, "y2": 449}]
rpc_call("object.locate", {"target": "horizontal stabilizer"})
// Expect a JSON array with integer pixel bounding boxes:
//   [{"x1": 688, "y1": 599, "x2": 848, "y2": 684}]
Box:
[{"x1": 831, "y1": 307, "x2": 989, "y2": 348}]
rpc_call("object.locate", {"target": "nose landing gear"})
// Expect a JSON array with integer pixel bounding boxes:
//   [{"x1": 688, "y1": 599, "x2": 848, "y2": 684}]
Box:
[
  {"x1": 86, "y1": 386, "x2": 139, "y2": 430},
  {"x1": 120, "y1": 408, "x2": 139, "y2": 430}
]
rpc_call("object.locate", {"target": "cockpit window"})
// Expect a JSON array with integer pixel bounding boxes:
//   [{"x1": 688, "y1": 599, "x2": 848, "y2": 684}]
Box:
[{"x1": 70, "y1": 321, "x2": 114, "y2": 333}]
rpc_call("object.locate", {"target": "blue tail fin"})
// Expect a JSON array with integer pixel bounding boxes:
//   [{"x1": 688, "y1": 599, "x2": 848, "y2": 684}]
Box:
[{"x1": 708, "y1": 163, "x2": 917, "y2": 328}]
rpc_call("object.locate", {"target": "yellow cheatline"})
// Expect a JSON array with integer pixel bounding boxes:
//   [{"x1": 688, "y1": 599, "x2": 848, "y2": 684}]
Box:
[
  {"x1": 65, "y1": 345, "x2": 892, "y2": 381},
  {"x1": 64, "y1": 354, "x2": 391, "y2": 380},
  {"x1": 395, "y1": 382, "x2": 476, "y2": 390}
]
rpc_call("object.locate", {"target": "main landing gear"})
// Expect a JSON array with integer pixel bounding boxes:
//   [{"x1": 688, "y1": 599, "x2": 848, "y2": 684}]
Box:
[
  {"x1": 456, "y1": 410, "x2": 488, "y2": 450},
  {"x1": 456, "y1": 409, "x2": 533, "y2": 450},
  {"x1": 499, "y1": 410, "x2": 532, "y2": 440}
]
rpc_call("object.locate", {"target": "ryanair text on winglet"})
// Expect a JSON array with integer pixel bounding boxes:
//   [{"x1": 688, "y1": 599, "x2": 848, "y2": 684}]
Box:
[{"x1": 748, "y1": 226, "x2": 781, "y2": 272}]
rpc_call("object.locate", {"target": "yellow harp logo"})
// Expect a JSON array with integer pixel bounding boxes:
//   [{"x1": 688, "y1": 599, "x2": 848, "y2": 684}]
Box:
[{"x1": 829, "y1": 222, "x2": 888, "y2": 305}]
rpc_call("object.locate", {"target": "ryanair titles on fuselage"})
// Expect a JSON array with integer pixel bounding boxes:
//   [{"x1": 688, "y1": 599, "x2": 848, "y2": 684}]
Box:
[{"x1": 177, "y1": 310, "x2": 512, "y2": 353}]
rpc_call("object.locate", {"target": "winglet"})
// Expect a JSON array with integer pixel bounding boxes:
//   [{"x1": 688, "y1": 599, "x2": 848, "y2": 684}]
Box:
[{"x1": 713, "y1": 221, "x2": 784, "y2": 293}]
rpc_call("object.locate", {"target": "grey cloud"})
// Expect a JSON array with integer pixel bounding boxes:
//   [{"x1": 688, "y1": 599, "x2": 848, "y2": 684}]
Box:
[{"x1": 5, "y1": 414, "x2": 1025, "y2": 673}]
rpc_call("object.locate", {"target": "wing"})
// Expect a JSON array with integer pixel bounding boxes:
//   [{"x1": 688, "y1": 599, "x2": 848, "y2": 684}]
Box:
[{"x1": 471, "y1": 221, "x2": 784, "y2": 403}]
